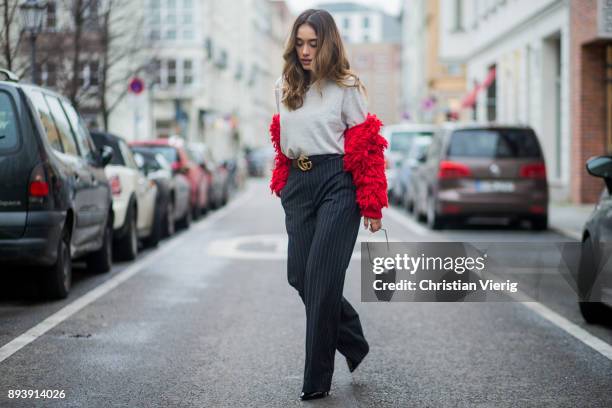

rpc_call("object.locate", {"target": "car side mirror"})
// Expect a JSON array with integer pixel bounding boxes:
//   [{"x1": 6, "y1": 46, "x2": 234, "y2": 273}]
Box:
[
  {"x1": 586, "y1": 155, "x2": 612, "y2": 193},
  {"x1": 100, "y1": 146, "x2": 113, "y2": 167},
  {"x1": 175, "y1": 165, "x2": 189, "y2": 175}
]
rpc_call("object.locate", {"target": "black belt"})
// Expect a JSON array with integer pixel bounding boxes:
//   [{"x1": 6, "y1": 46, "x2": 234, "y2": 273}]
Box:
[{"x1": 290, "y1": 154, "x2": 342, "y2": 171}]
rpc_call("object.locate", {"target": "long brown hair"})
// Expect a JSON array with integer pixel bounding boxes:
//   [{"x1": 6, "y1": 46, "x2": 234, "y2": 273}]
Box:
[{"x1": 281, "y1": 9, "x2": 366, "y2": 111}]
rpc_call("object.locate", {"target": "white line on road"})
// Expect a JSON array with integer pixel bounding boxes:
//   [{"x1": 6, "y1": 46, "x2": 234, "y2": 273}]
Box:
[
  {"x1": 388, "y1": 203, "x2": 612, "y2": 361},
  {"x1": 0, "y1": 185, "x2": 255, "y2": 364}
]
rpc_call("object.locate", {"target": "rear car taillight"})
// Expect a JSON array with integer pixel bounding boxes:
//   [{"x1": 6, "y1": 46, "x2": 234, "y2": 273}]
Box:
[
  {"x1": 110, "y1": 175, "x2": 122, "y2": 196},
  {"x1": 520, "y1": 163, "x2": 547, "y2": 179},
  {"x1": 438, "y1": 160, "x2": 472, "y2": 179},
  {"x1": 29, "y1": 163, "x2": 49, "y2": 198}
]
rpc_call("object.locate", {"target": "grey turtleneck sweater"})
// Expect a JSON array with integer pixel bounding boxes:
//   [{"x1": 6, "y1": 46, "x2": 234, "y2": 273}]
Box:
[{"x1": 274, "y1": 76, "x2": 368, "y2": 160}]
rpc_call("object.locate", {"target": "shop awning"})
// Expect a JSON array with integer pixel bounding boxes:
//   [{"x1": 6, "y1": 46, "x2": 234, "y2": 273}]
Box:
[{"x1": 460, "y1": 67, "x2": 496, "y2": 109}]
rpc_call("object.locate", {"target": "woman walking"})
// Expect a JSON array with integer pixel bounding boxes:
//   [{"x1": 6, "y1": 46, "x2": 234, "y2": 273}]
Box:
[{"x1": 269, "y1": 9, "x2": 388, "y2": 401}]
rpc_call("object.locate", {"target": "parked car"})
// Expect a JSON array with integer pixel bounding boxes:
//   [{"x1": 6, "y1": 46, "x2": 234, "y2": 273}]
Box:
[
  {"x1": 222, "y1": 150, "x2": 249, "y2": 194},
  {"x1": 397, "y1": 135, "x2": 433, "y2": 211},
  {"x1": 187, "y1": 142, "x2": 229, "y2": 209},
  {"x1": 130, "y1": 137, "x2": 210, "y2": 222},
  {"x1": 577, "y1": 155, "x2": 612, "y2": 324},
  {"x1": 245, "y1": 145, "x2": 274, "y2": 177},
  {"x1": 382, "y1": 123, "x2": 437, "y2": 204},
  {"x1": 131, "y1": 148, "x2": 189, "y2": 237},
  {"x1": 132, "y1": 151, "x2": 175, "y2": 237},
  {"x1": 91, "y1": 131, "x2": 158, "y2": 259},
  {"x1": 411, "y1": 124, "x2": 548, "y2": 230},
  {"x1": 0, "y1": 71, "x2": 114, "y2": 299}
]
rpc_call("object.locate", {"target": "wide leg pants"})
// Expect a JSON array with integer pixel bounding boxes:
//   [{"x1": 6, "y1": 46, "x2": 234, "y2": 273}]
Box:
[{"x1": 280, "y1": 153, "x2": 370, "y2": 393}]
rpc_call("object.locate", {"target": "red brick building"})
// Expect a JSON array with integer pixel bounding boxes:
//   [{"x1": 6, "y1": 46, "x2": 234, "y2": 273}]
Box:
[{"x1": 571, "y1": 0, "x2": 612, "y2": 203}]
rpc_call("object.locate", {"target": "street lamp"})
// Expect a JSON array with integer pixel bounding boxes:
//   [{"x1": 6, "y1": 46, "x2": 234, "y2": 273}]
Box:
[{"x1": 19, "y1": 0, "x2": 46, "y2": 84}]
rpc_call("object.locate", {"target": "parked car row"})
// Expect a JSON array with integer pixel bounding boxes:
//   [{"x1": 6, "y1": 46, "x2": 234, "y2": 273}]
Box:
[
  {"x1": 0, "y1": 72, "x2": 245, "y2": 300},
  {"x1": 384, "y1": 122, "x2": 549, "y2": 231}
]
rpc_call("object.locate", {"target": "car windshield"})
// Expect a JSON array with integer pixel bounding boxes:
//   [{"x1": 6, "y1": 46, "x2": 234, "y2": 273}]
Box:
[
  {"x1": 448, "y1": 129, "x2": 542, "y2": 158},
  {"x1": 408, "y1": 138, "x2": 432, "y2": 160},
  {"x1": 135, "y1": 145, "x2": 178, "y2": 164},
  {"x1": 0, "y1": 91, "x2": 18, "y2": 153},
  {"x1": 90, "y1": 133, "x2": 125, "y2": 166},
  {"x1": 389, "y1": 131, "x2": 433, "y2": 152}
]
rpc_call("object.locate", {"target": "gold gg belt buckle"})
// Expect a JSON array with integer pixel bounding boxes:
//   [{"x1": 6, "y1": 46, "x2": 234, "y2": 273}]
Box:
[{"x1": 297, "y1": 154, "x2": 312, "y2": 171}]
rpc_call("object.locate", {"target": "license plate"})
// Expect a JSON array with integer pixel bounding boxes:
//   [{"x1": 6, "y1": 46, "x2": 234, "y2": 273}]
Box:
[{"x1": 474, "y1": 180, "x2": 515, "y2": 192}]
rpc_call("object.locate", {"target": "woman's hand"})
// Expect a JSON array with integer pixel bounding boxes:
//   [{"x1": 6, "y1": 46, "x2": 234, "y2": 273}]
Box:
[{"x1": 363, "y1": 217, "x2": 382, "y2": 233}]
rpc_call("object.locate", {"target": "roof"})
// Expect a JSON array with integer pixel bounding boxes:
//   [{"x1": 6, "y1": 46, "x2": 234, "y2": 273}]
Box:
[{"x1": 317, "y1": 2, "x2": 374, "y2": 13}]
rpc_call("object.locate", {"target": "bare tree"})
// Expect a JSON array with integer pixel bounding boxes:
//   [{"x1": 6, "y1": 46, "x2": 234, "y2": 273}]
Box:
[
  {"x1": 97, "y1": 0, "x2": 151, "y2": 130},
  {"x1": 0, "y1": 0, "x2": 26, "y2": 76}
]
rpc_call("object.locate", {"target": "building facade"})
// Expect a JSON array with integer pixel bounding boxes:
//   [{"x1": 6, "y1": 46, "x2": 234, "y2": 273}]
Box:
[
  {"x1": 108, "y1": 0, "x2": 290, "y2": 161},
  {"x1": 401, "y1": 0, "x2": 467, "y2": 124},
  {"x1": 439, "y1": 0, "x2": 571, "y2": 201},
  {"x1": 569, "y1": 0, "x2": 612, "y2": 203},
  {"x1": 320, "y1": 2, "x2": 402, "y2": 124}
]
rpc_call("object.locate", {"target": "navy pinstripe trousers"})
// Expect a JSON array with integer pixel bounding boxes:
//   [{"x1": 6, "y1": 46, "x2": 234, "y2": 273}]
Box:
[{"x1": 280, "y1": 153, "x2": 369, "y2": 393}]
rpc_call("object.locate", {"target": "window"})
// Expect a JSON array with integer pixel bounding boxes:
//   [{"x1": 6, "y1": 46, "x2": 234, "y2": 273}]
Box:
[
  {"x1": 343, "y1": 17, "x2": 350, "y2": 29},
  {"x1": 454, "y1": 0, "x2": 464, "y2": 31},
  {"x1": 120, "y1": 141, "x2": 138, "y2": 170},
  {"x1": 167, "y1": 59, "x2": 177, "y2": 85},
  {"x1": 83, "y1": 0, "x2": 99, "y2": 29},
  {"x1": 166, "y1": 29, "x2": 176, "y2": 39},
  {"x1": 149, "y1": 29, "x2": 161, "y2": 40},
  {"x1": 183, "y1": 29, "x2": 194, "y2": 40},
  {"x1": 363, "y1": 34, "x2": 370, "y2": 43},
  {"x1": 90, "y1": 61, "x2": 99, "y2": 86},
  {"x1": 152, "y1": 59, "x2": 161, "y2": 85},
  {"x1": 183, "y1": 59, "x2": 193, "y2": 84},
  {"x1": 0, "y1": 91, "x2": 19, "y2": 153},
  {"x1": 45, "y1": 1, "x2": 56, "y2": 30},
  {"x1": 363, "y1": 16, "x2": 369, "y2": 28},
  {"x1": 448, "y1": 129, "x2": 542, "y2": 158},
  {"x1": 45, "y1": 95, "x2": 79, "y2": 156},
  {"x1": 60, "y1": 99, "x2": 94, "y2": 161},
  {"x1": 486, "y1": 65, "x2": 497, "y2": 121},
  {"x1": 41, "y1": 62, "x2": 57, "y2": 87},
  {"x1": 28, "y1": 91, "x2": 63, "y2": 153}
]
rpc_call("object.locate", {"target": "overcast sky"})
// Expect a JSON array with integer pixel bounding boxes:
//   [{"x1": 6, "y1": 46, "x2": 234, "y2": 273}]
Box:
[{"x1": 285, "y1": 0, "x2": 402, "y2": 16}]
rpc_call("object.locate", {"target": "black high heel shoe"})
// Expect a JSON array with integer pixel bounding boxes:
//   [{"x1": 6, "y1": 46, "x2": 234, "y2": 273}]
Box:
[{"x1": 299, "y1": 390, "x2": 330, "y2": 401}]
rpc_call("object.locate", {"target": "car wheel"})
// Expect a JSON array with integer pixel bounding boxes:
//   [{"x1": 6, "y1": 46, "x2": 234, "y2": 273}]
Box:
[
  {"x1": 163, "y1": 199, "x2": 175, "y2": 238},
  {"x1": 426, "y1": 195, "x2": 445, "y2": 230},
  {"x1": 115, "y1": 206, "x2": 138, "y2": 261},
  {"x1": 176, "y1": 203, "x2": 192, "y2": 230},
  {"x1": 144, "y1": 200, "x2": 163, "y2": 249},
  {"x1": 87, "y1": 218, "x2": 113, "y2": 274},
  {"x1": 41, "y1": 227, "x2": 72, "y2": 300},
  {"x1": 530, "y1": 215, "x2": 548, "y2": 231},
  {"x1": 578, "y1": 236, "x2": 609, "y2": 324}
]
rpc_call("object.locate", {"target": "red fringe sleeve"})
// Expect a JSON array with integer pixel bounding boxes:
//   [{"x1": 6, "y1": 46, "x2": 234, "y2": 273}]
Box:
[
  {"x1": 342, "y1": 113, "x2": 389, "y2": 219},
  {"x1": 269, "y1": 113, "x2": 291, "y2": 197}
]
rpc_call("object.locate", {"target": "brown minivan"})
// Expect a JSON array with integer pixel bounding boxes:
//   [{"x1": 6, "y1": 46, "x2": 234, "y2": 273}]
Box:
[{"x1": 411, "y1": 124, "x2": 548, "y2": 230}]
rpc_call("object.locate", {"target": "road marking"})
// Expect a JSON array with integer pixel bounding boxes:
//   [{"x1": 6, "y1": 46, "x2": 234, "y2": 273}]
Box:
[
  {"x1": 0, "y1": 185, "x2": 255, "y2": 364},
  {"x1": 520, "y1": 299, "x2": 612, "y2": 360},
  {"x1": 384, "y1": 205, "x2": 441, "y2": 238},
  {"x1": 387, "y1": 203, "x2": 612, "y2": 361}
]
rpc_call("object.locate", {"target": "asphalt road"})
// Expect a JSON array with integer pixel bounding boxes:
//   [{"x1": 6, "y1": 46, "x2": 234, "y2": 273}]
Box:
[{"x1": 1, "y1": 178, "x2": 611, "y2": 407}]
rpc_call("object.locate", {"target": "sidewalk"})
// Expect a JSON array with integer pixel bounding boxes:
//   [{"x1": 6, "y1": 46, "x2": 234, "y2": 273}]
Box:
[{"x1": 548, "y1": 201, "x2": 596, "y2": 240}]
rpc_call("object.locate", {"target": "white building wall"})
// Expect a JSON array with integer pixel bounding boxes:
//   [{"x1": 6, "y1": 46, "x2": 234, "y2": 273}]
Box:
[
  {"x1": 440, "y1": 0, "x2": 570, "y2": 199},
  {"x1": 401, "y1": 0, "x2": 427, "y2": 122},
  {"x1": 332, "y1": 11, "x2": 383, "y2": 43}
]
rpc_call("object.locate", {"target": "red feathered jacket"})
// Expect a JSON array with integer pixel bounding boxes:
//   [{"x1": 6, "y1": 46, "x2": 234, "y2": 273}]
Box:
[{"x1": 268, "y1": 113, "x2": 389, "y2": 219}]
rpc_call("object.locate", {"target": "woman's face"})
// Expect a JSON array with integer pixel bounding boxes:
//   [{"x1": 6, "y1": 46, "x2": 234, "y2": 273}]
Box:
[{"x1": 295, "y1": 23, "x2": 317, "y2": 71}]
